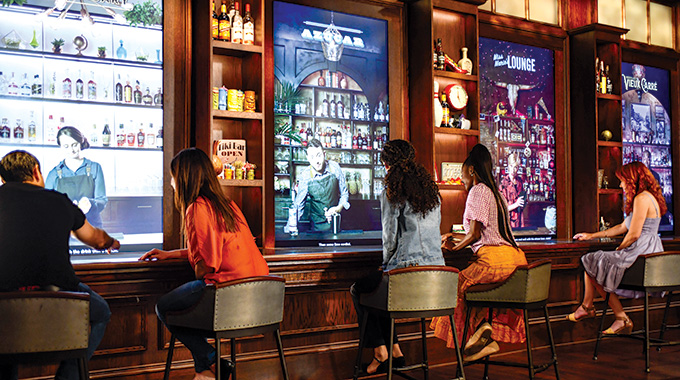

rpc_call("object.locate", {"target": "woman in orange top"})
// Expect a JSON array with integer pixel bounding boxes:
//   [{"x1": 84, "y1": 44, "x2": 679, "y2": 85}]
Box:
[{"x1": 140, "y1": 148, "x2": 268, "y2": 380}]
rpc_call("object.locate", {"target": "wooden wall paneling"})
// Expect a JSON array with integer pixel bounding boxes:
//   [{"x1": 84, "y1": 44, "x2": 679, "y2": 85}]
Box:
[
  {"x1": 566, "y1": 0, "x2": 596, "y2": 30},
  {"x1": 191, "y1": 0, "x2": 213, "y2": 153}
]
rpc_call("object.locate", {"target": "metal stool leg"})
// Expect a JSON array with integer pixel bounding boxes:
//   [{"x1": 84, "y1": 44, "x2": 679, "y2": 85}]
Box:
[
  {"x1": 387, "y1": 318, "x2": 395, "y2": 380},
  {"x1": 593, "y1": 293, "x2": 610, "y2": 361},
  {"x1": 78, "y1": 356, "x2": 89, "y2": 380},
  {"x1": 524, "y1": 310, "x2": 535, "y2": 380},
  {"x1": 230, "y1": 339, "x2": 237, "y2": 380},
  {"x1": 274, "y1": 328, "x2": 290, "y2": 380},
  {"x1": 449, "y1": 314, "x2": 466, "y2": 380},
  {"x1": 353, "y1": 312, "x2": 369, "y2": 380},
  {"x1": 659, "y1": 291, "x2": 672, "y2": 341},
  {"x1": 421, "y1": 318, "x2": 429, "y2": 380},
  {"x1": 483, "y1": 308, "x2": 493, "y2": 380},
  {"x1": 215, "y1": 336, "x2": 222, "y2": 380},
  {"x1": 163, "y1": 334, "x2": 176, "y2": 380},
  {"x1": 644, "y1": 292, "x2": 650, "y2": 373},
  {"x1": 458, "y1": 306, "x2": 472, "y2": 379},
  {"x1": 543, "y1": 305, "x2": 560, "y2": 380}
]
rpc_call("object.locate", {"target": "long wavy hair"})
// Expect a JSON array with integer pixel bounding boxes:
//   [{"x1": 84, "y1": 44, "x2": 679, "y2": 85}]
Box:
[
  {"x1": 381, "y1": 139, "x2": 440, "y2": 216},
  {"x1": 616, "y1": 161, "x2": 667, "y2": 216},
  {"x1": 463, "y1": 144, "x2": 517, "y2": 248},
  {"x1": 171, "y1": 148, "x2": 241, "y2": 234}
]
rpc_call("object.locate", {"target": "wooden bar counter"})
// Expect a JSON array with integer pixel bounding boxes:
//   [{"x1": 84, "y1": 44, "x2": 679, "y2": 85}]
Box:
[{"x1": 18, "y1": 239, "x2": 680, "y2": 379}]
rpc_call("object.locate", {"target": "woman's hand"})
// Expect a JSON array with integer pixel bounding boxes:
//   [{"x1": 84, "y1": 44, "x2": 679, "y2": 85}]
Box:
[
  {"x1": 139, "y1": 248, "x2": 179, "y2": 261},
  {"x1": 573, "y1": 232, "x2": 593, "y2": 240}
]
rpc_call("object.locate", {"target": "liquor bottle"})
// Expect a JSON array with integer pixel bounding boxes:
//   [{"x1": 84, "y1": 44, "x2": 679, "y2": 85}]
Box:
[
  {"x1": 45, "y1": 115, "x2": 56, "y2": 143},
  {"x1": 339, "y1": 72, "x2": 347, "y2": 89},
  {"x1": 595, "y1": 57, "x2": 600, "y2": 93},
  {"x1": 0, "y1": 118, "x2": 10, "y2": 140},
  {"x1": 318, "y1": 70, "x2": 325, "y2": 87},
  {"x1": 330, "y1": 128, "x2": 337, "y2": 148},
  {"x1": 306, "y1": 125, "x2": 313, "y2": 145},
  {"x1": 142, "y1": 87, "x2": 153, "y2": 105},
  {"x1": 127, "y1": 120, "x2": 136, "y2": 146},
  {"x1": 20, "y1": 73, "x2": 30, "y2": 96},
  {"x1": 218, "y1": 0, "x2": 230, "y2": 41},
  {"x1": 154, "y1": 88, "x2": 163, "y2": 105},
  {"x1": 58, "y1": 117, "x2": 65, "y2": 132},
  {"x1": 299, "y1": 123, "x2": 307, "y2": 145},
  {"x1": 436, "y1": 38, "x2": 445, "y2": 70},
  {"x1": 62, "y1": 69, "x2": 72, "y2": 98},
  {"x1": 102, "y1": 121, "x2": 111, "y2": 147},
  {"x1": 115, "y1": 74, "x2": 123, "y2": 102},
  {"x1": 458, "y1": 47, "x2": 473, "y2": 75},
  {"x1": 433, "y1": 39, "x2": 438, "y2": 69},
  {"x1": 337, "y1": 96, "x2": 344, "y2": 119},
  {"x1": 242, "y1": 3, "x2": 254, "y2": 45},
  {"x1": 605, "y1": 65, "x2": 613, "y2": 94},
  {"x1": 330, "y1": 96, "x2": 337, "y2": 118},
  {"x1": 13, "y1": 119, "x2": 24, "y2": 141},
  {"x1": 87, "y1": 71, "x2": 96, "y2": 100},
  {"x1": 8, "y1": 72, "x2": 18, "y2": 95},
  {"x1": 90, "y1": 124, "x2": 98, "y2": 146},
  {"x1": 146, "y1": 123, "x2": 156, "y2": 146},
  {"x1": 441, "y1": 94, "x2": 449, "y2": 127},
  {"x1": 599, "y1": 60, "x2": 606, "y2": 94},
  {"x1": 0, "y1": 72, "x2": 7, "y2": 95},
  {"x1": 322, "y1": 95, "x2": 329, "y2": 118},
  {"x1": 133, "y1": 80, "x2": 142, "y2": 104},
  {"x1": 75, "y1": 70, "x2": 84, "y2": 100},
  {"x1": 227, "y1": 0, "x2": 236, "y2": 22},
  {"x1": 156, "y1": 126, "x2": 163, "y2": 148},
  {"x1": 124, "y1": 77, "x2": 133, "y2": 103},
  {"x1": 27, "y1": 112, "x2": 36, "y2": 142},
  {"x1": 230, "y1": 2, "x2": 243, "y2": 44},
  {"x1": 211, "y1": 0, "x2": 219, "y2": 40},
  {"x1": 137, "y1": 125, "x2": 145, "y2": 147},
  {"x1": 117, "y1": 123, "x2": 126, "y2": 146},
  {"x1": 31, "y1": 74, "x2": 42, "y2": 96}
]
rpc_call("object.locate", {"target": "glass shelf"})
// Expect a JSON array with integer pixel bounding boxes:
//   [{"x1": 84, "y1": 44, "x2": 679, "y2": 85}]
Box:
[{"x1": 0, "y1": 48, "x2": 162, "y2": 70}]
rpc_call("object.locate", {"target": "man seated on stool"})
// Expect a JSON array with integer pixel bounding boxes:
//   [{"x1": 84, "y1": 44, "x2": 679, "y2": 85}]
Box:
[{"x1": 0, "y1": 150, "x2": 120, "y2": 380}]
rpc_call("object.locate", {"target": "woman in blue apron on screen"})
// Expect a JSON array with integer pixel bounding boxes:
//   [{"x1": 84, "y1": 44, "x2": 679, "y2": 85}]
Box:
[{"x1": 45, "y1": 126, "x2": 108, "y2": 228}]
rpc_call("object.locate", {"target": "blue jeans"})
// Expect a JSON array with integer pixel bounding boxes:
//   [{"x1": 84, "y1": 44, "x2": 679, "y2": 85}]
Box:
[
  {"x1": 156, "y1": 280, "x2": 216, "y2": 373},
  {"x1": 0, "y1": 283, "x2": 110, "y2": 380}
]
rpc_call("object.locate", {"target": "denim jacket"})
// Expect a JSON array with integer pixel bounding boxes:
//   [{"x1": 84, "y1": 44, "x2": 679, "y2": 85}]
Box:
[{"x1": 380, "y1": 192, "x2": 445, "y2": 271}]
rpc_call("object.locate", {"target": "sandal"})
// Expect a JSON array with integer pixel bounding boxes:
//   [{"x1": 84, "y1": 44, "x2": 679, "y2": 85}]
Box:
[
  {"x1": 567, "y1": 304, "x2": 596, "y2": 322},
  {"x1": 603, "y1": 316, "x2": 633, "y2": 335},
  {"x1": 362, "y1": 357, "x2": 388, "y2": 374}
]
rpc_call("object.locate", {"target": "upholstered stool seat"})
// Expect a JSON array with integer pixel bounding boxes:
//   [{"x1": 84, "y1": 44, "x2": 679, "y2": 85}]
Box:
[
  {"x1": 353, "y1": 265, "x2": 465, "y2": 380},
  {"x1": 163, "y1": 276, "x2": 289, "y2": 380},
  {"x1": 593, "y1": 251, "x2": 680, "y2": 372},
  {"x1": 0, "y1": 291, "x2": 90, "y2": 380},
  {"x1": 462, "y1": 259, "x2": 559, "y2": 380}
]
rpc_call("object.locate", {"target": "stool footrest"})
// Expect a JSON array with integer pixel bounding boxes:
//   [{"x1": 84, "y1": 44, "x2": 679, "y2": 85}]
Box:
[{"x1": 465, "y1": 358, "x2": 557, "y2": 374}]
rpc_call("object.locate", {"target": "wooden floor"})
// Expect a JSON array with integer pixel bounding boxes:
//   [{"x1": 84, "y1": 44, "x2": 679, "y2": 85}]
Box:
[{"x1": 366, "y1": 331, "x2": 680, "y2": 380}]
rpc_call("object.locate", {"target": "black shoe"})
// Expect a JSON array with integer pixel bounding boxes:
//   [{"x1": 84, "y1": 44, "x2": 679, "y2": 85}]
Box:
[
  {"x1": 362, "y1": 357, "x2": 388, "y2": 374},
  {"x1": 392, "y1": 356, "x2": 406, "y2": 369},
  {"x1": 219, "y1": 359, "x2": 234, "y2": 380}
]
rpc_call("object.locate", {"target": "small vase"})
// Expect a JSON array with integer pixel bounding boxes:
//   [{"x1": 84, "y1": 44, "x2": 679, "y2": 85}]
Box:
[
  {"x1": 155, "y1": 49, "x2": 162, "y2": 64},
  {"x1": 98, "y1": 50, "x2": 106, "y2": 58},
  {"x1": 29, "y1": 30, "x2": 39, "y2": 49},
  {"x1": 116, "y1": 40, "x2": 127, "y2": 59},
  {"x1": 458, "y1": 47, "x2": 473, "y2": 75},
  {"x1": 52, "y1": 46, "x2": 62, "y2": 54}
]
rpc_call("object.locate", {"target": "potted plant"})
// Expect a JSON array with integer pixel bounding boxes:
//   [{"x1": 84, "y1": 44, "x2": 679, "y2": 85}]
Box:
[
  {"x1": 97, "y1": 46, "x2": 107, "y2": 58},
  {"x1": 274, "y1": 80, "x2": 304, "y2": 114},
  {"x1": 51, "y1": 38, "x2": 64, "y2": 54}
]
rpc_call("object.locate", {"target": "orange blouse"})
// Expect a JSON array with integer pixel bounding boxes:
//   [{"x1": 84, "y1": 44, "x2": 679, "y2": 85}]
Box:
[{"x1": 185, "y1": 197, "x2": 269, "y2": 284}]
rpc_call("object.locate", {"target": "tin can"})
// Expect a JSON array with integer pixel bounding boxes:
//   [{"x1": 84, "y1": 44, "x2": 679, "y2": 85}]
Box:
[
  {"x1": 212, "y1": 87, "x2": 219, "y2": 110},
  {"x1": 218, "y1": 87, "x2": 227, "y2": 110}
]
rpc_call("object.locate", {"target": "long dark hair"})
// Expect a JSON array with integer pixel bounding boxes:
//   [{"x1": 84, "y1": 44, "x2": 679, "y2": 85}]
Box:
[
  {"x1": 171, "y1": 148, "x2": 242, "y2": 233},
  {"x1": 381, "y1": 139, "x2": 440, "y2": 216},
  {"x1": 463, "y1": 144, "x2": 517, "y2": 248}
]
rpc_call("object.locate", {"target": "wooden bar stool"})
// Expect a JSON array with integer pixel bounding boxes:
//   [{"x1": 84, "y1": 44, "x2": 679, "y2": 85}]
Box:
[
  {"x1": 0, "y1": 291, "x2": 91, "y2": 380},
  {"x1": 462, "y1": 259, "x2": 559, "y2": 380},
  {"x1": 163, "y1": 276, "x2": 289, "y2": 380},
  {"x1": 353, "y1": 265, "x2": 465, "y2": 380},
  {"x1": 593, "y1": 251, "x2": 680, "y2": 372}
]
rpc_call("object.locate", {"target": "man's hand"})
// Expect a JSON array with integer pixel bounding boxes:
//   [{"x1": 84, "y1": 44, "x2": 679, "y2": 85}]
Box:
[
  {"x1": 324, "y1": 206, "x2": 342, "y2": 222},
  {"x1": 513, "y1": 196, "x2": 525, "y2": 209}
]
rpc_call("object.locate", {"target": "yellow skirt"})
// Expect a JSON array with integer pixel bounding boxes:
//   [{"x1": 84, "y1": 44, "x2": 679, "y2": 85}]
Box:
[{"x1": 431, "y1": 245, "x2": 528, "y2": 348}]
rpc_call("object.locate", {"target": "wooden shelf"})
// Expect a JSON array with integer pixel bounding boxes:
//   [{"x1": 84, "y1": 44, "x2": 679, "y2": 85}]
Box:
[
  {"x1": 434, "y1": 71, "x2": 478, "y2": 82},
  {"x1": 597, "y1": 140, "x2": 622, "y2": 147},
  {"x1": 213, "y1": 110, "x2": 263, "y2": 120},
  {"x1": 596, "y1": 93, "x2": 621, "y2": 101},
  {"x1": 212, "y1": 41, "x2": 263, "y2": 56},
  {"x1": 598, "y1": 188, "x2": 622, "y2": 195},
  {"x1": 434, "y1": 127, "x2": 479, "y2": 136},
  {"x1": 219, "y1": 179, "x2": 263, "y2": 187}
]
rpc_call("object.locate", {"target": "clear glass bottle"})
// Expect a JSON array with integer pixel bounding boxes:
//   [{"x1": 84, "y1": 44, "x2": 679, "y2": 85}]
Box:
[
  {"x1": 45, "y1": 115, "x2": 56, "y2": 143},
  {"x1": 142, "y1": 87, "x2": 153, "y2": 105},
  {"x1": 75, "y1": 70, "x2": 84, "y2": 100},
  {"x1": 0, "y1": 118, "x2": 10, "y2": 140},
  {"x1": 62, "y1": 69, "x2": 72, "y2": 99},
  {"x1": 230, "y1": 1, "x2": 243, "y2": 44},
  {"x1": 102, "y1": 121, "x2": 111, "y2": 147},
  {"x1": 154, "y1": 88, "x2": 163, "y2": 105},
  {"x1": 31, "y1": 74, "x2": 42, "y2": 96},
  {"x1": 27, "y1": 112, "x2": 36, "y2": 142},
  {"x1": 115, "y1": 74, "x2": 123, "y2": 102},
  {"x1": 20, "y1": 73, "x2": 31, "y2": 96},
  {"x1": 48, "y1": 72, "x2": 56, "y2": 96},
  {"x1": 8, "y1": 72, "x2": 18, "y2": 95},
  {"x1": 124, "y1": 76, "x2": 133, "y2": 103},
  {"x1": 0, "y1": 72, "x2": 7, "y2": 95},
  {"x1": 146, "y1": 123, "x2": 156, "y2": 146},
  {"x1": 87, "y1": 71, "x2": 97, "y2": 100},
  {"x1": 137, "y1": 124, "x2": 145, "y2": 147},
  {"x1": 133, "y1": 80, "x2": 142, "y2": 104},
  {"x1": 242, "y1": 3, "x2": 254, "y2": 45},
  {"x1": 13, "y1": 119, "x2": 24, "y2": 141}
]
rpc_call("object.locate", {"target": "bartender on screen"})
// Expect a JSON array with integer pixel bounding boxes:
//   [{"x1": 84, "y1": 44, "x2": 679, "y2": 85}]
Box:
[
  {"x1": 284, "y1": 138, "x2": 349, "y2": 235},
  {"x1": 45, "y1": 126, "x2": 108, "y2": 228}
]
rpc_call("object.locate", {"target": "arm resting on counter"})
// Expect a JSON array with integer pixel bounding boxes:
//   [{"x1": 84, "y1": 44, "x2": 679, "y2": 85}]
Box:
[
  {"x1": 73, "y1": 220, "x2": 120, "y2": 252},
  {"x1": 444, "y1": 220, "x2": 481, "y2": 252}
]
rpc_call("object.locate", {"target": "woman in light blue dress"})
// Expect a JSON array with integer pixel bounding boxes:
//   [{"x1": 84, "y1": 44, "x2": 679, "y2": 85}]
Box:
[{"x1": 568, "y1": 162, "x2": 666, "y2": 334}]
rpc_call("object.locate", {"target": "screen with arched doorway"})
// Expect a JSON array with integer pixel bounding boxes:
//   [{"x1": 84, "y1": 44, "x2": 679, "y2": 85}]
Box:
[{"x1": 273, "y1": 1, "x2": 388, "y2": 248}]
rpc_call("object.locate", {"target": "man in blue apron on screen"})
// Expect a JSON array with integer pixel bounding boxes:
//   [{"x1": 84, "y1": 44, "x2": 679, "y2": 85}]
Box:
[{"x1": 284, "y1": 138, "x2": 349, "y2": 235}]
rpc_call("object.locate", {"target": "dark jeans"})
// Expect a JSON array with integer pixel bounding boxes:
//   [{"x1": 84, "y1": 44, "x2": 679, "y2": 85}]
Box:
[
  {"x1": 0, "y1": 283, "x2": 111, "y2": 380},
  {"x1": 351, "y1": 272, "x2": 398, "y2": 349},
  {"x1": 156, "y1": 280, "x2": 217, "y2": 373}
]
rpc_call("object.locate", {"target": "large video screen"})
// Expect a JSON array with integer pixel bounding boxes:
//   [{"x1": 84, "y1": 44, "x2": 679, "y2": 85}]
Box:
[
  {"x1": 621, "y1": 63, "x2": 673, "y2": 232},
  {"x1": 478, "y1": 38, "x2": 556, "y2": 238},
  {"x1": 273, "y1": 2, "x2": 388, "y2": 247}
]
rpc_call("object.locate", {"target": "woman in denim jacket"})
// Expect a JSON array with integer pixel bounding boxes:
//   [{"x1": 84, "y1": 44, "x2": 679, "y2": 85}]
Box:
[{"x1": 351, "y1": 139, "x2": 444, "y2": 375}]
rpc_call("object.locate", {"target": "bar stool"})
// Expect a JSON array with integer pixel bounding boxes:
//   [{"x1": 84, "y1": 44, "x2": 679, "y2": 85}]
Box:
[
  {"x1": 353, "y1": 265, "x2": 465, "y2": 380},
  {"x1": 462, "y1": 259, "x2": 559, "y2": 380},
  {"x1": 593, "y1": 251, "x2": 680, "y2": 372},
  {"x1": 0, "y1": 291, "x2": 91, "y2": 380},
  {"x1": 163, "y1": 276, "x2": 289, "y2": 380}
]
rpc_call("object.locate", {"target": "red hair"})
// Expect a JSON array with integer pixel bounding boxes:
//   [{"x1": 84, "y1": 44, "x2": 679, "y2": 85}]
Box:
[{"x1": 616, "y1": 161, "x2": 667, "y2": 216}]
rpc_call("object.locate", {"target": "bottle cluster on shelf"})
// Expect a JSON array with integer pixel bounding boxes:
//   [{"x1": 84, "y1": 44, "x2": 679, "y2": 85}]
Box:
[
  {"x1": 433, "y1": 38, "x2": 472, "y2": 75},
  {"x1": 595, "y1": 57, "x2": 613, "y2": 95},
  {"x1": 211, "y1": 0, "x2": 255, "y2": 45},
  {"x1": 276, "y1": 121, "x2": 388, "y2": 151},
  {"x1": 496, "y1": 118, "x2": 555, "y2": 146}
]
